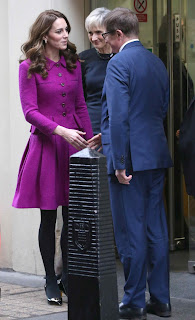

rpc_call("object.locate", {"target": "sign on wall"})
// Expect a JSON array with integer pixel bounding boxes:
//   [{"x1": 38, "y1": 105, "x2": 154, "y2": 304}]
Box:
[{"x1": 134, "y1": 0, "x2": 147, "y2": 22}]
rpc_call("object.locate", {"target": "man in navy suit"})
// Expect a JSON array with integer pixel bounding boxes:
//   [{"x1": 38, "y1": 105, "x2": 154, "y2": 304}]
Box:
[{"x1": 89, "y1": 7, "x2": 173, "y2": 320}]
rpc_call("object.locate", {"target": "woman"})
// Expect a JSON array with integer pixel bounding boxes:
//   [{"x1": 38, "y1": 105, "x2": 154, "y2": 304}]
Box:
[
  {"x1": 79, "y1": 7, "x2": 113, "y2": 135},
  {"x1": 12, "y1": 10, "x2": 93, "y2": 305}
]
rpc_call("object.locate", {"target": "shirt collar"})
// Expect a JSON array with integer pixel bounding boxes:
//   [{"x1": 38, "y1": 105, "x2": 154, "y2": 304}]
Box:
[
  {"x1": 46, "y1": 55, "x2": 67, "y2": 70},
  {"x1": 119, "y1": 39, "x2": 139, "y2": 52}
]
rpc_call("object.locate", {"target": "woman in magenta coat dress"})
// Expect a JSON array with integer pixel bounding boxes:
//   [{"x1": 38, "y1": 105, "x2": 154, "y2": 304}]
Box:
[{"x1": 12, "y1": 9, "x2": 93, "y2": 305}]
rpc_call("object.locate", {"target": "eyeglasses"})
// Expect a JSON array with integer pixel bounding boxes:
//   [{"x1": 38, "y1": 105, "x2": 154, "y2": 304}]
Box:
[{"x1": 102, "y1": 31, "x2": 115, "y2": 39}]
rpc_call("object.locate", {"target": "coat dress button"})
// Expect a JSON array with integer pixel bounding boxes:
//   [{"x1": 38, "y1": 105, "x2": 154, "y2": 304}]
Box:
[
  {"x1": 62, "y1": 92, "x2": 66, "y2": 97},
  {"x1": 62, "y1": 112, "x2": 66, "y2": 117},
  {"x1": 61, "y1": 83, "x2": 65, "y2": 87},
  {"x1": 58, "y1": 73, "x2": 62, "y2": 77},
  {"x1": 62, "y1": 103, "x2": 65, "y2": 107},
  {"x1": 56, "y1": 63, "x2": 59, "y2": 67}
]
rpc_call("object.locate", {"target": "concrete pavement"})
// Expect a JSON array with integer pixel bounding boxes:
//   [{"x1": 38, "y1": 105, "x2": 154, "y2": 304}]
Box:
[{"x1": 0, "y1": 250, "x2": 194, "y2": 320}]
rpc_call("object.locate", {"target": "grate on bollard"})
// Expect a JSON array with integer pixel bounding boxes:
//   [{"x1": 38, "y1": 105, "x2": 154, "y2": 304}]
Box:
[{"x1": 68, "y1": 148, "x2": 119, "y2": 320}]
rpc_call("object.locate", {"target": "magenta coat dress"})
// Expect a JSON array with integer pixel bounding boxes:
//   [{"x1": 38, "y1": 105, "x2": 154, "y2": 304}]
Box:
[{"x1": 12, "y1": 56, "x2": 93, "y2": 210}]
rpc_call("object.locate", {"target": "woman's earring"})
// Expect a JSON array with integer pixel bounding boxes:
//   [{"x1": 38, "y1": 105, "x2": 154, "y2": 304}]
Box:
[{"x1": 44, "y1": 38, "x2": 47, "y2": 44}]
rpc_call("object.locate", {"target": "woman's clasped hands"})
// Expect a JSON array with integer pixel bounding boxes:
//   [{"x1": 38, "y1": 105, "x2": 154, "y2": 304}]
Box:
[
  {"x1": 54, "y1": 126, "x2": 89, "y2": 150},
  {"x1": 54, "y1": 126, "x2": 103, "y2": 152}
]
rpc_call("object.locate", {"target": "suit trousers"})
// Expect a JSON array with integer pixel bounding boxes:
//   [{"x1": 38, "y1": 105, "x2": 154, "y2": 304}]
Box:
[{"x1": 108, "y1": 169, "x2": 170, "y2": 308}]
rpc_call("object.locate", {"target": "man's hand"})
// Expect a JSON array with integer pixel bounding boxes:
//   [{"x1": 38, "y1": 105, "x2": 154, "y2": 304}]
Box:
[
  {"x1": 88, "y1": 133, "x2": 102, "y2": 151},
  {"x1": 115, "y1": 169, "x2": 132, "y2": 185},
  {"x1": 176, "y1": 129, "x2": 180, "y2": 139}
]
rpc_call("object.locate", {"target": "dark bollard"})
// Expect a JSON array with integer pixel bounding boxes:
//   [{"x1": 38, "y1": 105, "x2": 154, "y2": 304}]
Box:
[{"x1": 68, "y1": 148, "x2": 119, "y2": 320}]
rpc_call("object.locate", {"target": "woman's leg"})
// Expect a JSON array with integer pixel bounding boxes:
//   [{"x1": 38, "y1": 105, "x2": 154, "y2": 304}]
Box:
[
  {"x1": 39, "y1": 209, "x2": 57, "y2": 277},
  {"x1": 60, "y1": 206, "x2": 68, "y2": 293},
  {"x1": 39, "y1": 209, "x2": 62, "y2": 304}
]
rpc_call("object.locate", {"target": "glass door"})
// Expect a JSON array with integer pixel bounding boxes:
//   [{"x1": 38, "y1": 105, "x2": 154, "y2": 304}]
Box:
[
  {"x1": 165, "y1": 0, "x2": 194, "y2": 251},
  {"x1": 186, "y1": 0, "x2": 195, "y2": 273}
]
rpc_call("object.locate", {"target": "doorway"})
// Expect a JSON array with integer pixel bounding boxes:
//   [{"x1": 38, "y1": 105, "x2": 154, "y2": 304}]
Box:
[{"x1": 90, "y1": 0, "x2": 195, "y2": 256}]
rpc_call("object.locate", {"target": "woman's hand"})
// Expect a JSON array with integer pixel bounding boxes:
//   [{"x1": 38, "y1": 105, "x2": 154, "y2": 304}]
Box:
[
  {"x1": 53, "y1": 126, "x2": 88, "y2": 150},
  {"x1": 88, "y1": 133, "x2": 102, "y2": 151}
]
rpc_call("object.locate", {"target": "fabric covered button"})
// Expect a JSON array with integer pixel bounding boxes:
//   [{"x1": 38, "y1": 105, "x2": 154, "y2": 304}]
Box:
[{"x1": 120, "y1": 155, "x2": 125, "y2": 164}]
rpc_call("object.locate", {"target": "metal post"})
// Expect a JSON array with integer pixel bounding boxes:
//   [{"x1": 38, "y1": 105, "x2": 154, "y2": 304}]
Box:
[
  {"x1": 178, "y1": 0, "x2": 185, "y2": 242},
  {"x1": 153, "y1": 0, "x2": 158, "y2": 56},
  {"x1": 68, "y1": 148, "x2": 119, "y2": 320},
  {"x1": 167, "y1": 0, "x2": 175, "y2": 251}
]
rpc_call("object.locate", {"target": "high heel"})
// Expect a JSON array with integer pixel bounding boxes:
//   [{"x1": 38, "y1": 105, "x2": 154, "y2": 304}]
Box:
[
  {"x1": 45, "y1": 276, "x2": 62, "y2": 306},
  {"x1": 57, "y1": 278, "x2": 68, "y2": 297}
]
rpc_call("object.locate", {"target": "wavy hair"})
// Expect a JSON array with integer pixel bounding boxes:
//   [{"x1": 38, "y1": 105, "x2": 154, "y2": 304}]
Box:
[{"x1": 20, "y1": 9, "x2": 78, "y2": 78}]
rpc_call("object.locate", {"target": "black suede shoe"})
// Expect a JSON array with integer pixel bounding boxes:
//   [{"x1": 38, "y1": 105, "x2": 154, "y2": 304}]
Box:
[
  {"x1": 45, "y1": 276, "x2": 62, "y2": 306},
  {"x1": 57, "y1": 273, "x2": 68, "y2": 297},
  {"x1": 119, "y1": 302, "x2": 147, "y2": 320},
  {"x1": 57, "y1": 278, "x2": 68, "y2": 296},
  {"x1": 146, "y1": 299, "x2": 171, "y2": 317}
]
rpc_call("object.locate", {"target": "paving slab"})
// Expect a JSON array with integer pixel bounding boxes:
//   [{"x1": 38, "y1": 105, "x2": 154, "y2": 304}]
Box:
[{"x1": 0, "y1": 281, "x2": 67, "y2": 319}]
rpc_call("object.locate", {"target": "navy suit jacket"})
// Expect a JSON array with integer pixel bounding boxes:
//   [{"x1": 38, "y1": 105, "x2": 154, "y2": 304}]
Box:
[{"x1": 101, "y1": 41, "x2": 173, "y2": 174}]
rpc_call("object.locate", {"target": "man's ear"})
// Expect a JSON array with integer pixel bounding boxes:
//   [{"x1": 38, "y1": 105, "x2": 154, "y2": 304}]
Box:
[{"x1": 116, "y1": 29, "x2": 123, "y2": 38}]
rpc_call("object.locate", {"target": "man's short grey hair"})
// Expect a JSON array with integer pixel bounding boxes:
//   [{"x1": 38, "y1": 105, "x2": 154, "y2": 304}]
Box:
[
  {"x1": 104, "y1": 7, "x2": 139, "y2": 37},
  {"x1": 85, "y1": 7, "x2": 110, "y2": 32}
]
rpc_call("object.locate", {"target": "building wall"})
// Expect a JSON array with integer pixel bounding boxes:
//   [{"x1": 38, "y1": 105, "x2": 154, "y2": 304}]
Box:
[
  {"x1": 0, "y1": 0, "x2": 90, "y2": 275},
  {"x1": 0, "y1": 0, "x2": 12, "y2": 269}
]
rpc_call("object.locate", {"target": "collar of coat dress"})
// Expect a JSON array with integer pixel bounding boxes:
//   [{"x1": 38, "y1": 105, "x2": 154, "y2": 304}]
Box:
[{"x1": 46, "y1": 55, "x2": 67, "y2": 70}]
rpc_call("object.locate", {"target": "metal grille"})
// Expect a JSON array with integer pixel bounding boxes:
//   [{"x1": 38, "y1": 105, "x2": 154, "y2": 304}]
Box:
[{"x1": 68, "y1": 149, "x2": 116, "y2": 277}]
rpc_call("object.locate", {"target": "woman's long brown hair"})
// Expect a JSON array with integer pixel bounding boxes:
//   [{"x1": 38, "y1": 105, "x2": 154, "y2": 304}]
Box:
[{"x1": 20, "y1": 9, "x2": 78, "y2": 78}]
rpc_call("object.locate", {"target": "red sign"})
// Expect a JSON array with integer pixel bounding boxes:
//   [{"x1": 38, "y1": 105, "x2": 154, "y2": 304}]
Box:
[
  {"x1": 134, "y1": 0, "x2": 147, "y2": 14},
  {"x1": 136, "y1": 14, "x2": 147, "y2": 22}
]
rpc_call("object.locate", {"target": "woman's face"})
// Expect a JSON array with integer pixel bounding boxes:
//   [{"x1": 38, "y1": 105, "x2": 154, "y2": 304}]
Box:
[
  {"x1": 45, "y1": 18, "x2": 69, "y2": 51},
  {"x1": 88, "y1": 25, "x2": 107, "y2": 50}
]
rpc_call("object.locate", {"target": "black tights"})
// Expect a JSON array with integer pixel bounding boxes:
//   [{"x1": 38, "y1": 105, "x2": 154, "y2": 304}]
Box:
[{"x1": 38, "y1": 206, "x2": 68, "y2": 278}]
